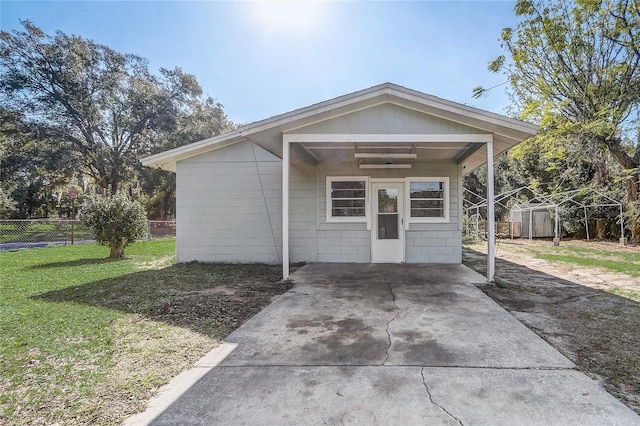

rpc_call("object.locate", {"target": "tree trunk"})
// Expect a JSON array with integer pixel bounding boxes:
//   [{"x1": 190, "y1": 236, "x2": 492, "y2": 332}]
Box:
[
  {"x1": 163, "y1": 188, "x2": 174, "y2": 219},
  {"x1": 110, "y1": 179, "x2": 118, "y2": 196},
  {"x1": 605, "y1": 140, "x2": 639, "y2": 242},
  {"x1": 595, "y1": 220, "x2": 607, "y2": 239},
  {"x1": 109, "y1": 239, "x2": 126, "y2": 258}
]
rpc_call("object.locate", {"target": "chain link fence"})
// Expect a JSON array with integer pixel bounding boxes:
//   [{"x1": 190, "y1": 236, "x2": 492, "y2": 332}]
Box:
[
  {"x1": 0, "y1": 219, "x2": 176, "y2": 250},
  {"x1": 148, "y1": 220, "x2": 177, "y2": 238}
]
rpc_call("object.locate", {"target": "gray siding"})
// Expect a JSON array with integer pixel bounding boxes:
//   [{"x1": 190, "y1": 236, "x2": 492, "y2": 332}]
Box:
[
  {"x1": 404, "y1": 163, "x2": 462, "y2": 264},
  {"x1": 314, "y1": 161, "x2": 462, "y2": 264},
  {"x1": 175, "y1": 141, "x2": 462, "y2": 265},
  {"x1": 289, "y1": 103, "x2": 478, "y2": 135},
  {"x1": 314, "y1": 162, "x2": 370, "y2": 262},
  {"x1": 289, "y1": 162, "x2": 318, "y2": 263},
  {"x1": 176, "y1": 141, "x2": 282, "y2": 263}
]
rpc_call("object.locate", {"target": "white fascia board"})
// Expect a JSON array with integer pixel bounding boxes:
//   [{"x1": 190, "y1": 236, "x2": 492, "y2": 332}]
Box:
[
  {"x1": 233, "y1": 84, "x2": 395, "y2": 139},
  {"x1": 284, "y1": 134, "x2": 492, "y2": 144},
  {"x1": 140, "y1": 82, "x2": 536, "y2": 171},
  {"x1": 140, "y1": 133, "x2": 244, "y2": 169},
  {"x1": 385, "y1": 88, "x2": 538, "y2": 135},
  {"x1": 280, "y1": 86, "x2": 537, "y2": 137},
  {"x1": 243, "y1": 94, "x2": 388, "y2": 136},
  {"x1": 387, "y1": 98, "x2": 537, "y2": 137}
]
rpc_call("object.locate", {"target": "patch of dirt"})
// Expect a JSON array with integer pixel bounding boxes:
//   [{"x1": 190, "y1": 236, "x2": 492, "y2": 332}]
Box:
[
  {"x1": 463, "y1": 240, "x2": 640, "y2": 414},
  {"x1": 33, "y1": 262, "x2": 295, "y2": 424},
  {"x1": 148, "y1": 275, "x2": 294, "y2": 337}
]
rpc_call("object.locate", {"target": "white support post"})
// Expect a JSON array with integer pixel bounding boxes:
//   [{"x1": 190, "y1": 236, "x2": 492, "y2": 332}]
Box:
[
  {"x1": 282, "y1": 140, "x2": 290, "y2": 279},
  {"x1": 486, "y1": 140, "x2": 495, "y2": 283}
]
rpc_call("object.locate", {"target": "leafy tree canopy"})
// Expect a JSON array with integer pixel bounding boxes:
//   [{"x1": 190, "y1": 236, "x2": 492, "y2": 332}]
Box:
[
  {"x1": 0, "y1": 21, "x2": 229, "y2": 196},
  {"x1": 474, "y1": 0, "x2": 640, "y2": 239}
]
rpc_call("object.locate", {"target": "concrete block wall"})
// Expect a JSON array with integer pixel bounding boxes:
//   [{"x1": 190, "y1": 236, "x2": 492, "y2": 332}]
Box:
[
  {"x1": 175, "y1": 140, "x2": 462, "y2": 265},
  {"x1": 316, "y1": 160, "x2": 462, "y2": 264},
  {"x1": 405, "y1": 223, "x2": 462, "y2": 263},
  {"x1": 284, "y1": 101, "x2": 465, "y2": 263},
  {"x1": 289, "y1": 162, "x2": 318, "y2": 263},
  {"x1": 316, "y1": 162, "x2": 371, "y2": 262},
  {"x1": 404, "y1": 163, "x2": 461, "y2": 264},
  {"x1": 175, "y1": 141, "x2": 282, "y2": 264}
]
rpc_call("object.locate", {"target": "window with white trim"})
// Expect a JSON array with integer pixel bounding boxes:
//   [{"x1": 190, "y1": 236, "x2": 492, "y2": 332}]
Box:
[
  {"x1": 326, "y1": 177, "x2": 368, "y2": 222},
  {"x1": 406, "y1": 178, "x2": 449, "y2": 222}
]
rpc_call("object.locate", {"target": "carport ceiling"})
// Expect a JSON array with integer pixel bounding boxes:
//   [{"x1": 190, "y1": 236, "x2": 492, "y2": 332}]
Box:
[{"x1": 293, "y1": 141, "x2": 480, "y2": 164}]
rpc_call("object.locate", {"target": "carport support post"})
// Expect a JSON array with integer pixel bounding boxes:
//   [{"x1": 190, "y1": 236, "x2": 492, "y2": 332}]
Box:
[
  {"x1": 282, "y1": 140, "x2": 290, "y2": 279},
  {"x1": 486, "y1": 140, "x2": 495, "y2": 283}
]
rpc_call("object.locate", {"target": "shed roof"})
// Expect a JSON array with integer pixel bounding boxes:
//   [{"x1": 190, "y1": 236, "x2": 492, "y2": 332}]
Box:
[{"x1": 141, "y1": 82, "x2": 537, "y2": 173}]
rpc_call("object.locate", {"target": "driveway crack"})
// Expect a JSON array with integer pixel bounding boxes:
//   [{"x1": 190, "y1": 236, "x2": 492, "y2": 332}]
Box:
[
  {"x1": 420, "y1": 368, "x2": 464, "y2": 426},
  {"x1": 382, "y1": 282, "x2": 400, "y2": 365}
]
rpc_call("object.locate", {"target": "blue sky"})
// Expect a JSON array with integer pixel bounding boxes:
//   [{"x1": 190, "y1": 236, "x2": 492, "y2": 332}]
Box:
[{"x1": 1, "y1": 1, "x2": 518, "y2": 125}]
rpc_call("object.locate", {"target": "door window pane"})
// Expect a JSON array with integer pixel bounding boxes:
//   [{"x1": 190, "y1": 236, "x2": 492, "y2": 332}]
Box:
[
  {"x1": 377, "y1": 188, "x2": 398, "y2": 239},
  {"x1": 378, "y1": 214, "x2": 399, "y2": 240},
  {"x1": 377, "y1": 189, "x2": 398, "y2": 213}
]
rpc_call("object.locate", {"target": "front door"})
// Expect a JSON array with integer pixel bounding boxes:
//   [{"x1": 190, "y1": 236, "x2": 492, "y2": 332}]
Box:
[{"x1": 371, "y1": 182, "x2": 404, "y2": 263}]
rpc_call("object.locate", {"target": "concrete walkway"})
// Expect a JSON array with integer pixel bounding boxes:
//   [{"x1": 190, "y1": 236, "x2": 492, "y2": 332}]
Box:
[{"x1": 127, "y1": 263, "x2": 640, "y2": 425}]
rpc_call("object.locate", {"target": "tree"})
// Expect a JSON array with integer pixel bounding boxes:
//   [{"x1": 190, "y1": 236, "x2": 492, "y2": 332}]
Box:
[
  {"x1": 0, "y1": 21, "x2": 207, "y2": 195},
  {"x1": 138, "y1": 96, "x2": 234, "y2": 219},
  {"x1": 0, "y1": 108, "x2": 76, "y2": 218},
  {"x1": 475, "y1": 0, "x2": 640, "y2": 240},
  {"x1": 80, "y1": 193, "x2": 147, "y2": 258}
]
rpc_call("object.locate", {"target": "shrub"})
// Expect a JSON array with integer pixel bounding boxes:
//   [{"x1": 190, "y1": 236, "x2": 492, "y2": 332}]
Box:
[{"x1": 80, "y1": 194, "x2": 148, "y2": 258}]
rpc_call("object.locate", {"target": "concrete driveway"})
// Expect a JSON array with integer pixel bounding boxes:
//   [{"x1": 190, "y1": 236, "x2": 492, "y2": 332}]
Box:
[{"x1": 128, "y1": 263, "x2": 640, "y2": 425}]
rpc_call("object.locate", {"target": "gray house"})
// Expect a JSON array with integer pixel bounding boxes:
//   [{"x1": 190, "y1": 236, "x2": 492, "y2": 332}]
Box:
[{"x1": 142, "y1": 83, "x2": 537, "y2": 280}]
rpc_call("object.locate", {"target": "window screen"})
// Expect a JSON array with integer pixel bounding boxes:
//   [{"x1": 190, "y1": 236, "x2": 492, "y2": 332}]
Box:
[
  {"x1": 409, "y1": 181, "x2": 445, "y2": 218},
  {"x1": 330, "y1": 180, "x2": 366, "y2": 217}
]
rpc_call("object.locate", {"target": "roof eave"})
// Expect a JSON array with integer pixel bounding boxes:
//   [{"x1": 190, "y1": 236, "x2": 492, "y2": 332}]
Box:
[{"x1": 140, "y1": 83, "x2": 538, "y2": 171}]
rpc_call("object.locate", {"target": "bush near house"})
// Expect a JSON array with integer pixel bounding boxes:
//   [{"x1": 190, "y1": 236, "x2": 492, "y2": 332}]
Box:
[{"x1": 80, "y1": 194, "x2": 148, "y2": 258}]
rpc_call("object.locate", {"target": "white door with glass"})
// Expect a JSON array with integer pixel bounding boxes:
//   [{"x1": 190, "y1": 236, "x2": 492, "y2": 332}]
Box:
[{"x1": 371, "y1": 182, "x2": 404, "y2": 263}]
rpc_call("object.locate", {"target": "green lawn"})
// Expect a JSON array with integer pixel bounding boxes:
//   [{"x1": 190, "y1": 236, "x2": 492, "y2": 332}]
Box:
[
  {"x1": 527, "y1": 244, "x2": 640, "y2": 278},
  {"x1": 467, "y1": 239, "x2": 640, "y2": 278},
  {"x1": 0, "y1": 239, "x2": 289, "y2": 425}
]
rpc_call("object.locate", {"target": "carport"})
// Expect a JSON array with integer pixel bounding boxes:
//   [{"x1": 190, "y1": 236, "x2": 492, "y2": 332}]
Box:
[{"x1": 126, "y1": 263, "x2": 639, "y2": 425}]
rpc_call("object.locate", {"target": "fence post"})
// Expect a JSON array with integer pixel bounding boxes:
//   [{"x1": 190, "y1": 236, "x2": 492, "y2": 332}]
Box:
[
  {"x1": 584, "y1": 207, "x2": 589, "y2": 242},
  {"x1": 620, "y1": 204, "x2": 626, "y2": 246}
]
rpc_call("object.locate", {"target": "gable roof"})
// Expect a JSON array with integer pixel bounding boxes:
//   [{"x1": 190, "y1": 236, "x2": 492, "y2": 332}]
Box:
[{"x1": 141, "y1": 82, "x2": 537, "y2": 173}]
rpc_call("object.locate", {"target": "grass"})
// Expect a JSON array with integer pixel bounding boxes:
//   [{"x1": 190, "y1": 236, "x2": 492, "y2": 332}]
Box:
[
  {"x1": 467, "y1": 239, "x2": 640, "y2": 278},
  {"x1": 0, "y1": 239, "x2": 290, "y2": 425},
  {"x1": 531, "y1": 245, "x2": 640, "y2": 277}
]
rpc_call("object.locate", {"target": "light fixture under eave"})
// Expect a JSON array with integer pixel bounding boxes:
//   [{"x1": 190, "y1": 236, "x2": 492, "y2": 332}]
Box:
[
  {"x1": 354, "y1": 153, "x2": 417, "y2": 159},
  {"x1": 359, "y1": 164, "x2": 412, "y2": 169}
]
